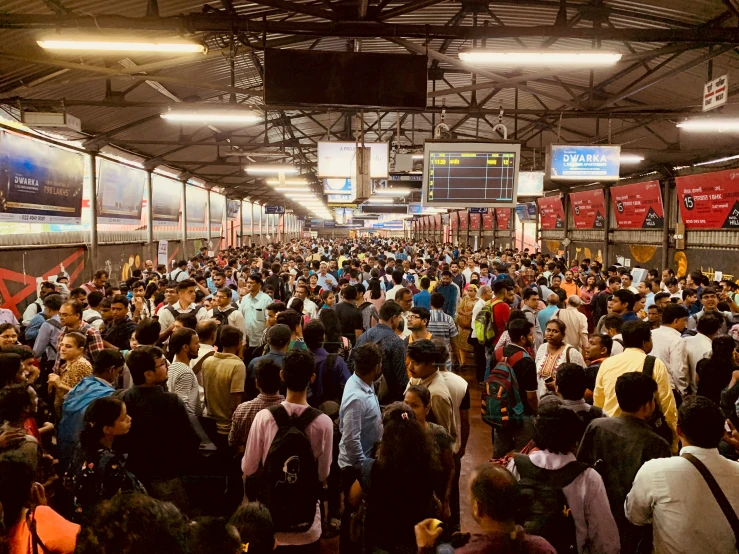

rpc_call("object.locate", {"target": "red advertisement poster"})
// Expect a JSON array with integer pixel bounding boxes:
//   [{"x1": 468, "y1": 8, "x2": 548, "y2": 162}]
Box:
[
  {"x1": 537, "y1": 196, "x2": 565, "y2": 229},
  {"x1": 570, "y1": 189, "x2": 606, "y2": 229},
  {"x1": 495, "y1": 208, "x2": 511, "y2": 230},
  {"x1": 611, "y1": 180, "x2": 664, "y2": 229},
  {"x1": 435, "y1": 213, "x2": 442, "y2": 230},
  {"x1": 469, "y1": 212, "x2": 481, "y2": 231},
  {"x1": 676, "y1": 169, "x2": 739, "y2": 228},
  {"x1": 450, "y1": 211, "x2": 458, "y2": 231},
  {"x1": 482, "y1": 209, "x2": 494, "y2": 230},
  {"x1": 459, "y1": 210, "x2": 468, "y2": 231}
]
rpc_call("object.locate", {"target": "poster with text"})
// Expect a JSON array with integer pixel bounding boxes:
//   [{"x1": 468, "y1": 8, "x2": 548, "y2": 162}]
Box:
[
  {"x1": 97, "y1": 158, "x2": 145, "y2": 225},
  {"x1": 495, "y1": 208, "x2": 511, "y2": 230},
  {"x1": 537, "y1": 196, "x2": 565, "y2": 229},
  {"x1": 469, "y1": 212, "x2": 481, "y2": 231},
  {"x1": 151, "y1": 174, "x2": 180, "y2": 225},
  {"x1": 676, "y1": 169, "x2": 739, "y2": 228},
  {"x1": 570, "y1": 189, "x2": 606, "y2": 229},
  {"x1": 227, "y1": 199, "x2": 240, "y2": 220},
  {"x1": 186, "y1": 185, "x2": 207, "y2": 224},
  {"x1": 450, "y1": 210, "x2": 458, "y2": 231},
  {"x1": 611, "y1": 180, "x2": 664, "y2": 229},
  {"x1": 210, "y1": 192, "x2": 224, "y2": 230},
  {"x1": 242, "y1": 201, "x2": 253, "y2": 229},
  {"x1": 0, "y1": 131, "x2": 84, "y2": 224},
  {"x1": 482, "y1": 209, "x2": 494, "y2": 231},
  {"x1": 459, "y1": 210, "x2": 468, "y2": 231}
]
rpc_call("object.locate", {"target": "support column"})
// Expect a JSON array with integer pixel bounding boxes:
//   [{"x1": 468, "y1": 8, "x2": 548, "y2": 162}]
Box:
[
  {"x1": 144, "y1": 170, "x2": 154, "y2": 249},
  {"x1": 250, "y1": 203, "x2": 255, "y2": 243},
  {"x1": 239, "y1": 202, "x2": 244, "y2": 248},
  {"x1": 661, "y1": 178, "x2": 671, "y2": 272},
  {"x1": 205, "y1": 188, "x2": 212, "y2": 250},
  {"x1": 562, "y1": 193, "x2": 571, "y2": 262},
  {"x1": 87, "y1": 152, "x2": 99, "y2": 272},
  {"x1": 603, "y1": 186, "x2": 611, "y2": 266},
  {"x1": 181, "y1": 180, "x2": 188, "y2": 252}
]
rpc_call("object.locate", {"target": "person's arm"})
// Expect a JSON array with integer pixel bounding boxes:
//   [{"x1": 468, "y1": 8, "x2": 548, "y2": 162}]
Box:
[
  {"x1": 242, "y1": 410, "x2": 267, "y2": 476},
  {"x1": 430, "y1": 395, "x2": 457, "y2": 442},
  {"x1": 672, "y1": 337, "x2": 690, "y2": 397},
  {"x1": 340, "y1": 398, "x2": 366, "y2": 468},
  {"x1": 32, "y1": 323, "x2": 51, "y2": 359},
  {"x1": 654, "y1": 361, "x2": 679, "y2": 453},
  {"x1": 592, "y1": 363, "x2": 606, "y2": 409},
  {"x1": 231, "y1": 312, "x2": 249, "y2": 344},
  {"x1": 230, "y1": 363, "x2": 246, "y2": 412},
  {"x1": 625, "y1": 464, "x2": 656, "y2": 526},
  {"x1": 459, "y1": 387, "x2": 470, "y2": 457},
  {"x1": 439, "y1": 444, "x2": 455, "y2": 520}
]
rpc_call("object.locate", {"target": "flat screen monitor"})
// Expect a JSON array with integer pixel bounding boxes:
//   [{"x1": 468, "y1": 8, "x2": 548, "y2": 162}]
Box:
[
  {"x1": 422, "y1": 141, "x2": 520, "y2": 209},
  {"x1": 547, "y1": 144, "x2": 621, "y2": 182}
]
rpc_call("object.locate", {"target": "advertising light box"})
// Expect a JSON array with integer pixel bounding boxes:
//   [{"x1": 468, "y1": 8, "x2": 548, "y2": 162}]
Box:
[
  {"x1": 517, "y1": 171, "x2": 545, "y2": 197},
  {"x1": 611, "y1": 181, "x2": 664, "y2": 229},
  {"x1": 548, "y1": 144, "x2": 621, "y2": 182},
  {"x1": 317, "y1": 142, "x2": 389, "y2": 178},
  {"x1": 676, "y1": 168, "x2": 739, "y2": 228}
]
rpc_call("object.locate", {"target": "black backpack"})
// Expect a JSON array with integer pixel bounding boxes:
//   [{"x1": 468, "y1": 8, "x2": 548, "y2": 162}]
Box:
[
  {"x1": 259, "y1": 405, "x2": 322, "y2": 533},
  {"x1": 642, "y1": 355, "x2": 674, "y2": 445},
  {"x1": 164, "y1": 305, "x2": 204, "y2": 319},
  {"x1": 513, "y1": 453, "x2": 588, "y2": 554},
  {"x1": 211, "y1": 307, "x2": 236, "y2": 327}
]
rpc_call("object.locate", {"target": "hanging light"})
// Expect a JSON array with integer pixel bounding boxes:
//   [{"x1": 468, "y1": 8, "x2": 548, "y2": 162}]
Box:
[
  {"x1": 37, "y1": 38, "x2": 206, "y2": 54},
  {"x1": 620, "y1": 154, "x2": 645, "y2": 164},
  {"x1": 161, "y1": 108, "x2": 261, "y2": 124},
  {"x1": 458, "y1": 49, "x2": 622, "y2": 67},
  {"x1": 245, "y1": 164, "x2": 298, "y2": 175},
  {"x1": 677, "y1": 118, "x2": 739, "y2": 132}
]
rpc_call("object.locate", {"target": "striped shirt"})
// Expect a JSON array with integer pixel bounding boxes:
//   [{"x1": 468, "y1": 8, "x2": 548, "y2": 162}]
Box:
[
  {"x1": 427, "y1": 309, "x2": 458, "y2": 370},
  {"x1": 167, "y1": 361, "x2": 202, "y2": 417},
  {"x1": 228, "y1": 393, "x2": 285, "y2": 449}
]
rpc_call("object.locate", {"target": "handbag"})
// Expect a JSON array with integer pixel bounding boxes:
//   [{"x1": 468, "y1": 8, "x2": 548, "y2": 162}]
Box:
[{"x1": 642, "y1": 355, "x2": 674, "y2": 446}]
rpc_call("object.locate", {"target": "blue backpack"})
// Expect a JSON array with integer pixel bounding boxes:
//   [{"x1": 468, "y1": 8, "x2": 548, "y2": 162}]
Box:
[{"x1": 482, "y1": 348, "x2": 528, "y2": 429}]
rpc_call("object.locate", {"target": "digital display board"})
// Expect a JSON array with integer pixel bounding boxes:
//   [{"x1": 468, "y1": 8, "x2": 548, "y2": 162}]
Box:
[
  {"x1": 422, "y1": 141, "x2": 520, "y2": 208},
  {"x1": 547, "y1": 144, "x2": 621, "y2": 182}
]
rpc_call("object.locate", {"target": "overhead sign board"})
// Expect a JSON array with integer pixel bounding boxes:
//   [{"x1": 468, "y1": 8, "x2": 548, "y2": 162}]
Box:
[
  {"x1": 97, "y1": 158, "x2": 145, "y2": 225},
  {"x1": 537, "y1": 196, "x2": 566, "y2": 229},
  {"x1": 676, "y1": 168, "x2": 739, "y2": 228},
  {"x1": 408, "y1": 203, "x2": 440, "y2": 215},
  {"x1": 548, "y1": 144, "x2": 621, "y2": 182},
  {"x1": 186, "y1": 185, "x2": 207, "y2": 224},
  {"x1": 317, "y1": 142, "x2": 389, "y2": 178},
  {"x1": 517, "y1": 171, "x2": 545, "y2": 197},
  {"x1": 265, "y1": 205, "x2": 285, "y2": 214},
  {"x1": 469, "y1": 207, "x2": 489, "y2": 214},
  {"x1": 703, "y1": 74, "x2": 728, "y2": 112},
  {"x1": 611, "y1": 181, "x2": 664, "y2": 229}
]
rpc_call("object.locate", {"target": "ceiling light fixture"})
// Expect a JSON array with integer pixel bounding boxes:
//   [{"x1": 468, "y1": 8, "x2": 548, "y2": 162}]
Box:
[
  {"x1": 620, "y1": 154, "x2": 645, "y2": 164},
  {"x1": 412, "y1": 154, "x2": 424, "y2": 160},
  {"x1": 245, "y1": 164, "x2": 298, "y2": 175},
  {"x1": 266, "y1": 179, "x2": 309, "y2": 186},
  {"x1": 458, "y1": 49, "x2": 622, "y2": 67},
  {"x1": 365, "y1": 197, "x2": 395, "y2": 204},
  {"x1": 677, "y1": 118, "x2": 739, "y2": 132},
  {"x1": 161, "y1": 109, "x2": 261, "y2": 124},
  {"x1": 374, "y1": 187, "x2": 412, "y2": 196},
  {"x1": 694, "y1": 154, "x2": 739, "y2": 166},
  {"x1": 37, "y1": 39, "x2": 206, "y2": 54}
]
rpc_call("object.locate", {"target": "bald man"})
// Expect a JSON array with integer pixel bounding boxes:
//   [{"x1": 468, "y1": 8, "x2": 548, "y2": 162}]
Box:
[{"x1": 538, "y1": 294, "x2": 561, "y2": 332}]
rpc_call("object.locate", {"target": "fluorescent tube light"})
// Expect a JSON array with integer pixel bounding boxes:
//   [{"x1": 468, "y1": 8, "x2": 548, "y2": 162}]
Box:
[
  {"x1": 458, "y1": 49, "x2": 622, "y2": 67},
  {"x1": 374, "y1": 187, "x2": 412, "y2": 196},
  {"x1": 412, "y1": 154, "x2": 424, "y2": 160},
  {"x1": 37, "y1": 39, "x2": 205, "y2": 54},
  {"x1": 677, "y1": 118, "x2": 739, "y2": 132},
  {"x1": 620, "y1": 154, "x2": 644, "y2": 164},
  {"x1": 266, "y1": 179, "x2": 309, "y2": 186},
  {"x1": 694, "y1": 154, "x2": 739, "y2": 166},
  {"x1": 245, "y1": 164, "x2": 298, "y2": 175},
  {"x1": 161, "y1": 109, "x2": 261, "y2": 124},
  {"x1": 365, "y1": 197, "x2": 395, "y2": 204}
]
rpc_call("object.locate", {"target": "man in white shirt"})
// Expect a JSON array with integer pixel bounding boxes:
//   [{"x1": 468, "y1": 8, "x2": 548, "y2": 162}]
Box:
[
  {"x1": 384, "y1": 269, "x2": 405, "y2": 301},
  {"x1": 626, "y1": 396, "x2": 739, "y2": 554},
  {"x1": 157, "y1": 279, "x2": 208, "y2": 332},
  {"x1": 291, "y1": 284, "x2": 318, "y2": 320},
  {"x1": 470, "y1": 285, "x2": 492, "y2": 384},
  {"x1": 239, "y1": 274, "x2": 273, "y2": 357},
  {"x1": 684, "y1": 312, "x2": 723, "y2": 395},
  {"x1": 621, "y1": 273, "x2": 639, "y2": 295},
  {"x1": 208, "y1": 287, "x2": 248, "y2": 343},
  {"x1": 552, "y1": 295, "x2": 589, "y2": 352},
  {"x1": 650, "y1": 303, "x2": 690, "y2": 398}
]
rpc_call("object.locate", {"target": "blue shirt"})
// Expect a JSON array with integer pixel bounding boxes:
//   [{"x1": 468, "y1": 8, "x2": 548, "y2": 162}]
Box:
[
  {"x1": 621, "y1": 311, "x2": 640, "y2": 322},
  {"x1": 317, "y1": 273, "x2": 337, "y2": 291},
  {"x1": 538, "y1": 304, "x2": 559, "y2": 331},
  {"x1": 436, "y1": 283, "x2": 458, "y2": 317},
  {"x1": 339, "y1": 373, "x2": 383, "y2": 469},
  {"x1": 413, "y1": 290, "x2": 431, "y2": 309},
  {"x1": 24, "y1": 311, "x2": 47, "y2": 343},
  {"x1": 32, "y1": 315, "x2": 63, "y2": 361}
]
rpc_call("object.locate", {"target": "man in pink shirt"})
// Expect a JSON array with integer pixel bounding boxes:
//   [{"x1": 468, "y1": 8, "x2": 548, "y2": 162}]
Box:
[{"x1": 242, "y1": 348, "x2": 333, "y2": 551}]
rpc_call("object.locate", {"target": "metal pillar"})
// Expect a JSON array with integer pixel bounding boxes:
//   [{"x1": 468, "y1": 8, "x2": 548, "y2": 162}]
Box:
[
  {"x1": 239, "y1": 201, "x2": 244, "y2": 247},
  {"x1": 562, "y1": 193, "x2": 571, "y2": 262},
  {"x1": 205, "y1": 188, "x2": 212, "y2": 250},
  {"x1": 661, "y1": 178, "x2": 671, "y2": 272},
  {"x1": 87, "y1": 152, "x2": 99, "y2": 272},
  {"x1": 180, "y1": 180, "x2": 188, "y2": 253},
  {"x1": 603, "y1": 186, "x2": 611, "y2": 266},
  {"x1": 250, "y1": 203, "x2": 255, "y2": 244},
  {"x1": 144, "y1": 170, "x2": 154, "y2": 248}
]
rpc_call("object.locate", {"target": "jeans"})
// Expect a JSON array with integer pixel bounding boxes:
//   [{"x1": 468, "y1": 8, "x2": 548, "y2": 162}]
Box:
[
  {"x1": 339, "y1": 466, "x2": 362, "y2": 554},
  {"x1": 472, "y1": 338, "x2": 487, "y2": 383}
]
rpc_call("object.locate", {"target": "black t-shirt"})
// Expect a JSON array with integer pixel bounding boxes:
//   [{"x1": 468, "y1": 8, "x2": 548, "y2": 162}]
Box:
[
  {"x1": 502, "y1": 344, "x2": 538, "y2": 415},
  {"x1": 334, "y1": 302, "x2": 364, "y2": 345}
]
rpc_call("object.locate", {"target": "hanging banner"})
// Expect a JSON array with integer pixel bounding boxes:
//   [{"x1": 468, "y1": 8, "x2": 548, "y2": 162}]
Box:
[
  {"x1": 611, "y1": 180, "x2": 664, "y2": 229},
  {"x1": 435, "y1": 213, "x2": 442, "y2": 230},
  {"x1": 676, "y1": 169, "x2": 739, "y2": 228},
  {"x1": 495, "y1": 208, "x2": 511, "y2": 230},
  {"x1": 459, "y1": 210, "x2": 468, "y2": 231},
  {"x1": 537, "y1": 196, "x2": 565, "y2": 229},
  {"x1": 482, "y1": 209, "x2": 494, "y2": 231},
  {"x1": 96, "y1": 158, "x2": 145, "y2": 225},
  {"x1": 227, "y1": 199, "x2": 240, "y2": 220},
  {"x1": 157, "y1": 240, "x2": 168, "y2": 266},
  {"x1": 0, "y1": 131, "x2": 84, "y2": 224},
  {"x1": 210, "y1": 192, "x2": 224, "y2": 230},
  {"x1": 150, "y1": 174, "x2": 180, "y2": 225},
  {"x1": 570, "y1": 189, "x2": 606, "y2": 229},
  {"x1": 450, "y1": 210, "x2": 458, "y2": 231},
  {"x1": 186, "y1": 185, "x2": 207, "y2": 224},
  {"x1": 469, "y1": 212, "x2": 481, "y2": 231}
]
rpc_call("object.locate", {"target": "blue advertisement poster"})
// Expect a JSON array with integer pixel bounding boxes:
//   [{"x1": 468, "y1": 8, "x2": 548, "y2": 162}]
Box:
[
  {"x1": 0, "y1": 131, "x2": 84, "y2": 224},
  {"x1": 186, "y1": 185, "x2": 207, "y2": 224},
  {"x1": 151, "y1": 174, "x2": 181, "y2": 225},
  {"x1": 210, "y1": 192, "x2": 224, "y2": 229},
  {"x1": 227, "y1": 199, "x2": 240, "y2": 220},
  {"x1": 97, "y1": 158, "x2": 145, "y2": 225},
  {"x1": 548, "y1": 145, "x2": 621, "y2": 181}
]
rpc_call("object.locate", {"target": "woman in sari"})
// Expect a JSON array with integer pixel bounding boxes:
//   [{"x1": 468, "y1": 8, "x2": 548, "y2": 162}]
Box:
[{"x1": 454, "y1": 284, "x2": 477, "y2": 367}]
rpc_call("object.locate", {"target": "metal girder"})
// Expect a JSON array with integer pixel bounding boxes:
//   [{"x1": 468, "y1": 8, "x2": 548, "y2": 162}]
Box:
[
  {"x1": 43, "y1": 0, "x2": 71, "y2": 15},
  {"x1": 378, "y1": 0, "x2": 449, "y2": 21},
  {"x1": 6, "y1": 14, "x2": 739, "y2": 42},
  {"x1": 243, "y1": 0, "x2": 337, "y2": 20}
]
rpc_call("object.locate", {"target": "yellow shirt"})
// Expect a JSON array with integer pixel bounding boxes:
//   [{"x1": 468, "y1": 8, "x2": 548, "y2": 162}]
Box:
[{"x1": 593, "y1": 348, "x2": 678, "y2": 452}]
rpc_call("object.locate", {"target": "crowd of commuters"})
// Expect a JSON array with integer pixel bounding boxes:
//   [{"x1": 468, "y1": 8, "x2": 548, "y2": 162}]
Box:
[{"x1": 0, "y1": 238, "x2": 738, "y2": 554}]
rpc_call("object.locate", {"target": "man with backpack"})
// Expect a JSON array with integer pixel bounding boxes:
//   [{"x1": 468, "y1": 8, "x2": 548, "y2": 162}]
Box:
[
  {"x1": 157, "y1": 279, "x2": 208, "y2": 338},
  {"x1": 242, "y1": 349, "x2": 333, "y2": 550},
  {"x1": 484, "y1": 319, "x2": 539, "y2": 458},
  {"x1": 507, "y1": 402, "x2": 620, "y2": 554},
  {"x1": 208, "y1": 287, "x2": 247, "y2": 344},
  {"x1": 22, "y1": 281, "x2": 57, "y2": 326},
  {"x1": 474, "y1": 280, "x2": 512, "y2": 357},
  {"x1": 31, "y1": 293, "x2": 64, "y2": 368}
]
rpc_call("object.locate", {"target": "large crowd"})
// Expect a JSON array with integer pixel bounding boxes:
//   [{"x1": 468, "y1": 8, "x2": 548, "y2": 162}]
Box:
[{"x1": 0, "y1": 238, "x2": 738, "y2": 554}]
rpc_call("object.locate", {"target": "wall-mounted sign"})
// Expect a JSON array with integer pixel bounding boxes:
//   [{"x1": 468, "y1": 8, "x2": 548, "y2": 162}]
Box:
[
  {"x1": 450, "y1": 210, "x2": 458, "y2": 231},
  {"x1": 458, "y1": 210, "x2": 468, "y2": 231},
  {"x1": 676, "y1": 168, "x2": 739, "y2": 228},
  {"x1": 151, "y1": 174, "x2": 181, "y2": 225},
  {"x1": 482, "y1": 209, "x2": 494, "y2": 230},
  {"x1": 97, "y1": 158, "x2": 145, "y2": 225},
  {"x1": 570, "y1": 189, "x2": 606, "y2": 229},
  {"x1": 186, "y1": 185, "x2": 207, "y2": 224},
  {"x1": 469, "y1": 212, "x2": 481, "y2": 231},
  {"x1": 537, "y1": 196, "x2": 565, "y2": 229},
  {"x1": 469, "y1": 207, "x2": 490, "y2": 214},
  {"x1": 703, "y1": 74, "x2": 728, "y2": 112},
  {"x1": 227, "y1": 199, "x2": 240, "y2": 220},
  {"x1": 265, "y1": 205, "x2": 285, "y2": 215},
  {"x1": 548, "y1": 144, "x2": 621, "y2": 181},
  {"x1": 317, "y1": 142, "x2": 389, "y2": 178},
  {"x1": 495, "y1": 208, "x2": 512, "y2": 230},
  {"x1": 611, "y1": 181, "x2": 664, "y2": 229},
  {"x1": 408, "y1": 203, "x2": 440, "y2": 215},
  {"x1": 210, "y1": 192, "x2": 224, "y2": 229},
  {"x1": 517, "y1": 171, "x2": 545, "y2": 197}
]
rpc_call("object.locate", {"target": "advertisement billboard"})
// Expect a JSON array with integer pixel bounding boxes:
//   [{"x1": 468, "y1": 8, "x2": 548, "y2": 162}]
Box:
[
  {"x1": 570, "y1": 189, "x2": 606, "y2": 229},
  {"x1": 537, "y1": 196, "x2": 565, "y2": 229},
  {"x1": 611, "y1": 181, "x2": 664, "y2": 229},
  {"x1": 317, "y1": 142, "x2": 389, "y2": 178},
  {"x1": 96, "y1": 158, "x2": 145, "y2": 225},
  {"x1": 676, "y1": 169, "x2": 739, "y2": 228},
  {"x1": 151, "y1": 174, "x2": 181, "y2": 225},
  {"x1": 548, "y1": 144, "x2": 621, "y2": 181}
]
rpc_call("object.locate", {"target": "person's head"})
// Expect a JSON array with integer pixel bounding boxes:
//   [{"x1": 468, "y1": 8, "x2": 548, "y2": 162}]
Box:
[
  {"x1": 110, "y1": 294, "x2": 130, "y2": 322},
  {"x1": 615, "y1": 371, "x2": 657, "y2": 418},
  {"x1": 700, "y1": 286, "x2": 719, "y2": 311},
  {"x1": 469, "y1": 464, "x2": 520, "y2": 527},
  {"x1": 376, "y1": 402, "x2": 436, "y2": 481},
  {"x1": 602, "y1": 314, "x2": 623, "y2": 338},
  {"x1": 168, "y1": 328, "x2": 199, "y2": 362},
  {"x1": 127, "y1": 345, "x2": 167, "y2": 386},
  {"x1": 280, "y1": 349, "x2": 315, "y2": 393},
  {"x1": 395, "y1": 288, "x2": 413, "y2": 312},
  {"x1": 92, "y1": 270, "x2": 109, "y2": 288},
  {"x1": 267, "y1": 324, "x2": 291, "y2": 352},
  {"x1": 664, "y1": 277, "x2": 679, "y2": 294},
  {"x1": 611, "y1": 289, "x2": 636, "y2": 314},
  {"x1": 74, "y1": 493, "x2": 190, "y2": 554},
  {"x1": 637, "y1": 280, "x2": 650, "y2": 297},
  {"x1": 303, "y1": 319, "x2": 325, "y2": 351},
  {"x1": 709, "y1": 335, "x2": 737, "y2": 366},
  {"x1": 0, "y1": 384, "x2": 37, "y2": 423},
  {"x1": 554, "y1": 363, "x2": 587, "y2": 401},
  {"x1": 220, "y1": 325, "x2": 243, "y2": 353},
  {"x1": 379, "y1": 300, "x2": 403, "y2": 330},
  {"x1": 0, "y1": 322, "x2": 18, "y2": 347},
  {"x1": 59, "y1": 331, "x2": 86, "y2": 362},
  {"x1": 551, "y1": 275, "x2": 562, "y2": 288},
  {"x1": 229, "y1": 502, "x2": 275, "y2": 554},
  {"x1": 93, "y1": 349, "x2": 125, "y2": 384},
  {"x1": 547, "y1": 293, "x2": 560, "y2": 307},
  {"x1": 247, "y1": 273, "x2": 263, "y2": 296},
  {"x1": 189, "y1": 517, "x2": 241, "y2": 554},
  {"x1": 646, "y1": 305, "x2": 662, "y2": 328},
  {"x1": 686, "y1": 269, "x2": 704, "y2": 289},
  {"x1": 39, "y1": 281, "x2": 56, "y2": 299},
  {"x1": 654, "y1": 292, "x2": 671, "y2": 310},
  {"x1": 353, "y1": 342, "x2": 383, "y2": 381},
  {"x1": 407, "y1": 307, "x2": 430, "y2": 333},
  {"x1": 321, "y1": 290, "x2": 335, "y2": 307},
  {"x1": 255, "y1": 358, "x2": 282, "y2": 395},
  {"x1": 522, "y1": 288, "x2": 539, "y2": 310},
  {"x1": 42, "y1": 293, "x2": 64, "y2": 315},
  {"x1": 406, "y1": 339, "x2": 440, "y2": 380},
  {"x1": 404, "y1": 384, "x2": 432, "y2": 424},
  {"x1": 533, "y1": 402, "x2": 583, "y2": 454},
  {"x1": 677, "y1": 395, "x2": 725, "y2": 448},
  {"x1": 659, "y1": 303, "x2": 688, "y2": 333},
  {"x1": 696, "y1": 312, "x2": 723, "y2": 338},
  {"x1": 80, "y1": 396, "x2": 131, "y2": 450},
  {"x1": 276, "y1": 309, "x2": 302, "y2": 335},
  {"x1": 478, "y1": 285, "x2": 492, "y2": 302},
  {"x1": 0, "y1": 352, "x2": 25, "y2": 389},
  {"x1": 176, "y1": 279, "x2": 197, "y2": 307},
  {"x1": 544, "y1": 319, "x2": 566, "y2": 347},
  {"x1": 621, "y1": 320, "x2": 652, "y2": 353},
  {"x1": 586, "y1": 333, "x2": 612, "y2": 361},
  {"x1": 507, "y1": 318, "x2": 533, "y2": 348}
]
